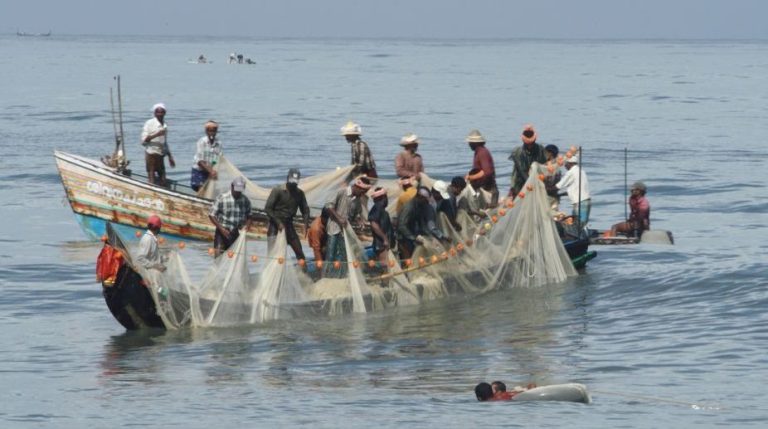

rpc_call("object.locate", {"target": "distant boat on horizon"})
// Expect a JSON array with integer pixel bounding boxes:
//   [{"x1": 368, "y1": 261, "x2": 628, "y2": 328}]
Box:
[{"x1": 16, "y1": 29, "x2": 51, "y2": 37}]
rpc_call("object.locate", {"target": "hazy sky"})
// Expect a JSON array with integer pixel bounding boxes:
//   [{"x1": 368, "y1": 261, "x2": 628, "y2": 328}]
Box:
[{"x1": 4, "y1": 0, "x2": 767, "y2": 39}]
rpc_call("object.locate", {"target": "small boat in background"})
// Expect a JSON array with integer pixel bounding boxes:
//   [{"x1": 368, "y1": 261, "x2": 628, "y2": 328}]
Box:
[
  {"x1": 17, "y1": 29, "x2": 51, "y2": 37},
  {"x1": 588, "y1": 229, "x2": 674, "y2": 245}
]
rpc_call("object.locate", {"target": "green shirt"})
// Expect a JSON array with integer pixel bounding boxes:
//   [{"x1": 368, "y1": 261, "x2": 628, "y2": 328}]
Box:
[{"x1": 264, "y1": 184, "x2": 309, "y2": 224}]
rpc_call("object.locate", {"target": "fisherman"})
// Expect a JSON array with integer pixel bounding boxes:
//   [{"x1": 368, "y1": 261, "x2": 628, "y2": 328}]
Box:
[
  {"x1": 324, "y1": 176, "x2": 371, "y2": 276},
  {"x1": 394, "y1": 177, "x2": 417, "y2": 220},
  {"x1": 190, "y1": 120, "x2": 222, "y2": 192},
  {"x1": 432, "y1": 180, "x2": 461, "y2": 232},
  {"x1": 555, "y1": 154, "x2": 591, "y2": 226},
  {"x1": 609, "y1": 181, "x2": 650, "y2": 238},
  {"x1": 474, "y1": 381, "x2": 537, "y2": 401},
  {"x1": 264, "y1": 168, "x2": 310, "y2": 261},
  {"x1": 368, "y1": 187, "x2": 395, "y2": 275},
  {"x1": 395, "y1": 133, "x2": 424, "y2": 180},
  {"x1": 136, "y1": 215, "x2": 166, "y2": 272},
  {"x1": 465, "y1": 129, "x2": 499, "y2": 206},
  {"x1": 197, "y1": 54, "x2": 207, "y2": 64},
  {"x1": 208, "y1": 177, "x2": 253, "y2": 256},
  {"x1": 141, "y1": 103, "x2": 175, "y2": 186},
  {"x1": 509, "y1": 124, "x2": 546, "y2": 198},
  {"x1": 229, "y1": 52, "x2": 236, "y2": 64},
  {"x1": 341, "y1": 121, "x2": 378, "y2": 177},
  {"x1": 543, "y1": 144, "x2": 562, "y2": 211},
  {"x1": 397, "y1": 186, "x2": 450, "y2": 260},
  {"x1": 308, "y1": 207, "x2": 330, "y2": 264},
  {"x1": 457, "y1": 169, "x2": 488, "y2": 222}
]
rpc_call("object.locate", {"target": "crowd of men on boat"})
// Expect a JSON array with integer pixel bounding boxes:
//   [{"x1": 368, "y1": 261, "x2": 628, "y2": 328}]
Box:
[{"x1": 138, "y1": 103, "x2": 651, "y2": 275}]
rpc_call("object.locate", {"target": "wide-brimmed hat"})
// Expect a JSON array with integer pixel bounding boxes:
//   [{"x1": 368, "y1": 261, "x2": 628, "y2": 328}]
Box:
[
  {"x1": 432, "y1": 180, "x2": 450, "y2": 199},
  {"x1": 400, "y1": 133, "x2": 420, "y2": 146},
  {"x1": 232, "y1": 176, "x2": 246, "y2": 192},
  {"x1": 521, "y1": 124, "x2": 538, "y2": 145},
  {"x1": 631, "y1": 181, "x2": 647, "y2": 192},
  {"x1": 340, "y1": 121, "x2": 362, "y2": 136},
  {"x1": 466, "y1": 129, "x2": 486, "y2": 144}
]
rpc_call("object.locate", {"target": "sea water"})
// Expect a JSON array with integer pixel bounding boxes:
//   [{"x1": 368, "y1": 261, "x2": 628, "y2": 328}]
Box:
[{"x1": 0, "y1": 35, "x2": 767, "y2": 428}]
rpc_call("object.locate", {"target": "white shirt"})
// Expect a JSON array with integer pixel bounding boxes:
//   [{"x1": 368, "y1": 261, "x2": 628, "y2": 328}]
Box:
[
  {"x1": 556, "y1": 165, "x2": 591, "y2": 205},
  {"x1": 136, "y1": 230, "x2": 161, "y2": 269},
  {"x1": 141, "y1": 117, "x2": 168, "y2": 156}
]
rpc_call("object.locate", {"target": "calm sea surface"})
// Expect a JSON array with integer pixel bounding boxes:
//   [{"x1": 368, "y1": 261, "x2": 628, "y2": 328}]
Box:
[{"x1": 0, "y1": 35, "x2": 767, "y2": 428}]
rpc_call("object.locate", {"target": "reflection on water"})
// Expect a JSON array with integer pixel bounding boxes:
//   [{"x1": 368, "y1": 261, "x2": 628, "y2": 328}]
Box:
[{"x1": 96, "y1": 281, "x2": 570, "y2": 397}]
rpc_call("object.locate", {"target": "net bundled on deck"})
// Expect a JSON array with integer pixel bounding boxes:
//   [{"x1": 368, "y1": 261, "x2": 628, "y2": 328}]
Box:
[{"x1": 120, "y1": 162, "x2": 576, "y2": 329}]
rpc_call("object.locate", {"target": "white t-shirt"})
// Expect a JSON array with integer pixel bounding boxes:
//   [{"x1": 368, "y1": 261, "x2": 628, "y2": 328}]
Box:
[
  {"x1": 141, "y1": 117, "x2": 168, "y2": 156},
  {"x1": 556, "y1": 165, "x2": 591, "y2": 205},
  {"x1": 137, "y1": 230, "x2": 160, "y2": 269}
]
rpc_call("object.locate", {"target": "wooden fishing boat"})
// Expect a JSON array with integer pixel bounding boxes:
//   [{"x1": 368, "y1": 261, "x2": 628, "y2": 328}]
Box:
[
  {"x1": 54, "y1": 150, "x2": 309, "y2": 242},
  {"x1": 588, "y1": 228, "x2": 674, "y2": 246}
]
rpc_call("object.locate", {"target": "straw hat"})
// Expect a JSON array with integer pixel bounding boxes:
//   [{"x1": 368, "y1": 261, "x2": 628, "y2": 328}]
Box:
[
  {"x1": 465, "y1": 129, "x2": 486, "y2": 144},
  {"x1": 400, "y1": 133, "x2": 420, "y2": 146},
  {"x1": 521, "y1": 124, "x2": 538, "y2": 145},
  {"x1": 340, "y1": 121, "x2": 362, "y2": 136}
]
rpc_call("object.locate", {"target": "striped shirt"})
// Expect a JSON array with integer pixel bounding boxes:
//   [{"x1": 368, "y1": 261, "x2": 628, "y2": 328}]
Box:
[
  {"x1": 192, "y1": 136, "x2": 222, "y2": 170},
  {"x1": 326, "y1": 186, "x2": 362, "y2": 236},
  {"x1": 350, "y1": 139, "x2": 376, "y2": 176},
  {"x1": 209, "y1": 191, "x2": 252, "y2": 230}
]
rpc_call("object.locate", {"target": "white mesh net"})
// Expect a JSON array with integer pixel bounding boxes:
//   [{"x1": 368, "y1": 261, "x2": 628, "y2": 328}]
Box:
[{"x1": 119, "y1": 162, "x2": 577, "y2": 329}]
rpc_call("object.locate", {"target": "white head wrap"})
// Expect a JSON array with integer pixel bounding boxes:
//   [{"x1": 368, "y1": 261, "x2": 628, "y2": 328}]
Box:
[{"x1": 152, "y1": 103, "x2": 167, "y2": 112}]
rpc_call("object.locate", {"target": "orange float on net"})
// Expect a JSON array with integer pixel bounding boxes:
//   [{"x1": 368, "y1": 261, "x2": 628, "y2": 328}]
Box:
[
  {"x1": 178, "y1": 242, "x2": 186, "y2": 249},
  {"x1": 333, "y1": 260, "x2": 341, "y2": 270},
  {"x1": 277, "y1": 257, "x2": 285, "y2": 265},
  {"x1": 498, "y1": 208, "x2": 506, "y2": 216},
  {"x1": 158, "y1": 237, "x2": 166, "y2": 244},
  {"x1": 227, "y1": 250, "x2": 234, "y2": 258},
  {"x1": 506, "y1": 200, "x2": 515, "y2": 208},
  {"x1": 208, "y1": 248, "x2": 215, "y2": 256},
  {"x1": 388, "y1": 260, "x2": 395, "y2": 268},
  {"x1": 352, "y1": 260, "x2": 360, "y2": 269},
  {"x1": 100, "y1": 235, "x2": 108, "y2": 242},
  {"x1": 449, "y1": 247, "x2": 457, "y2": 256},
  {"x1": 518, "y1": 191, "x2": 526, "y2": 199},
  {"x1": 298, "y1": 259, "x2": 306, "y2": 268},
  {"x1": 405, "y1": 259, "x2": 413, "y2": 267},
  {"x1": 315, "y1": 260, "x2": 324, "y2": 269},
  {"x1": 368, "y1": 259, "x2": 376, "y2": 268},
  {"x1": 418, "y1": 256, "x2": 426, "y2": 266},
  {"x1": 251, "y1": 255, "x2": 259, "y2": 263},
  {"x1": 491, "y1": 215, "x2": 498, "y2": 223},
  {"x1": 457, "y1": 242, "x2": 465, "y2": 251},
  {"x1": 538, "y1": 174, "x2": 545, "y2": 181},
  {"x1": 135, "y1": 231, "x2": 142, "y2": 238},
  {"x1": 526, "y1": 184, "x2": 534, "y2": 191},
  {"x1": 431, "y1": 255, "x2": 439, "y2": 264},
  {"x1": 441, "y1": 252, "x2": 449, "y2": 260}
]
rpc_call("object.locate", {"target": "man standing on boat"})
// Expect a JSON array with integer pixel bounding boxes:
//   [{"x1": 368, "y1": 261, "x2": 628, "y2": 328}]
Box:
[
  {"x1": 555, "y1": 155, "x2": 591, "y2": 226},
  {"x1": 141, "y1": 103, "x2": 175, "y2": 186},
  {"x1": 209, "y1": 177, "x2": 253, "y2": 256},
  {"x1": 264, "y1": 168, "x2": 310, "y2": 261},
  {"x1": 342, "y1": 121, "x2": 378, "y2": 178},
  {"x1": 190, "y1": 120, "x2": 222, "y2": 192},
  {"x1": 324, "y1": 176, "x2": 371, "y2": 276},
  {"x1": 395, "y1": 133, "x2": 424, "y2": 180},
  {"x1": 465, "y1": 129, "x2": 499, "y2": 207},
  {"x1": 137, "y1": 215, "x2": 166, "y2": 272},
  {"x1": 509, "y1": 124, "x2": 546, "y2": 198}
]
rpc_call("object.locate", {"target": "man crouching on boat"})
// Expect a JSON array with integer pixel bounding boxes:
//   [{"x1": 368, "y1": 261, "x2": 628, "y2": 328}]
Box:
[
  {"x1": 209, "y1": 177, "x2": 253, "y2": 256},
  {"x1": 137, "y1": 215, "x2": 166, "y2": 272}
]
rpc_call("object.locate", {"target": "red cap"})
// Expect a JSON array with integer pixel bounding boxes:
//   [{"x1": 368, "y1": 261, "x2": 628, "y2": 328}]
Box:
[{"x1": 147, "y1": 215, "x2": 162, "y2": 228}]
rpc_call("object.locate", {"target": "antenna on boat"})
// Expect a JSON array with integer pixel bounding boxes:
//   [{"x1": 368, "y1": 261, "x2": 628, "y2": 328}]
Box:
[
  {"x1": 103, "y1": 75, "x2": 129, "y2": 174},
  {"x1": 577, "y1": 145, "x2": 583, "y2": 237},
  {"x1": 623, "y1": 146, "x2": 628, "y2": 221}
]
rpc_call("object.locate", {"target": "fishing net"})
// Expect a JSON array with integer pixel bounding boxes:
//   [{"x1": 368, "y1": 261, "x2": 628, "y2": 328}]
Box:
[{"x1": 117, "y1": 162, "x2": 576, "y2": 329}]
